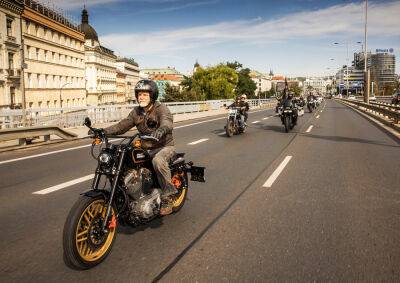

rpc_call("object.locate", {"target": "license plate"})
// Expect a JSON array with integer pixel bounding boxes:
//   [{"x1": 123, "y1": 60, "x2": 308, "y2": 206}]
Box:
[{"x1": 190, "y1": 166, "x2": 205, "y2": 182}]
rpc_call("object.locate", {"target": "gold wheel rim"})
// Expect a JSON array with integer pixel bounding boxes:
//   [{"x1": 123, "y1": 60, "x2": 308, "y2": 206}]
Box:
[
  {"x1": 75, "y1": 199, "x2": 116, "y2": 262},
  {"x1": 173, "y1": 188, "x2": 187, "y2": 208}
]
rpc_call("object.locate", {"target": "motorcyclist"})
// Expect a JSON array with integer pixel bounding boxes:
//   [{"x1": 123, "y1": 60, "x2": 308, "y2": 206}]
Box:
[
  {"x1": 227, "y1": 96, "x2": 244, "y2": 128},
  {"x1": 91, "y1": 79, "x2": 177, "y2": 216},
  {"x1": 239, "y1": 94, "x2": 250, "y2": 125},
  {"x1": 281, "y1": 91, "x2": 298, "y2": 124}
]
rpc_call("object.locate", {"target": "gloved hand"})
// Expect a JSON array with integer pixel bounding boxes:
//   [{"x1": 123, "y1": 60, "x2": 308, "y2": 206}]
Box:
[
  {"x1": 150, "y1": 127, "x2": 166, "y2": 140},
  {"x1": 88, "y1": 128, "x2": 104, "y2": 138}
]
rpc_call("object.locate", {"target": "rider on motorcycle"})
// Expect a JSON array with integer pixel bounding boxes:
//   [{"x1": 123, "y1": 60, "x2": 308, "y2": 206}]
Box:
[
  {"x1": 94, "y1": 79, "x2": 177, "y2": 215},
  {"x1": 228, "y1": 96, "x2": 246, "y2": 128},
  {"x1": 240, "y1": 94, "x2": 250, "y2": 125}
]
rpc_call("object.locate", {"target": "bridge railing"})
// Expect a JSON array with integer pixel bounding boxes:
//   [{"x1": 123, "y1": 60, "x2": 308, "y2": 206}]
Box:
[
  {"x1": 339, "y1": 98, "x2": 400, "y2": 126},
  {"x1": 0, "y1": 99, "x2": 272, "y2": 129}
]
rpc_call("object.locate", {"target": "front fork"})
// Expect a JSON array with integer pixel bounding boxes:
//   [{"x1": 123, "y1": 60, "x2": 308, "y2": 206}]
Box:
[{"x1": 100, "y1": 149, "x2": 127, "y2": 232}]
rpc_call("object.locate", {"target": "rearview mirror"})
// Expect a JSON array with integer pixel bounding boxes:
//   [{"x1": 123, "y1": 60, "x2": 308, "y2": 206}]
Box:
[{"x1": 84, "y1": 117, "x2": 92, "y2": 127}]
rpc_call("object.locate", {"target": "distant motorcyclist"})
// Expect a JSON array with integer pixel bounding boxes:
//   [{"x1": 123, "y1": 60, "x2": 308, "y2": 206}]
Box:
[{"x1": 227, "y1": 95, "x2": 249, "y2": 128}]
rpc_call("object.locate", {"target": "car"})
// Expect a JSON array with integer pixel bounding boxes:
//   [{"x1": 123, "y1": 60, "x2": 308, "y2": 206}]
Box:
[
  {"x1": 348, "y1": 95, "x2": 356, "y2": 100},
  {"x1": 369, "y1": 95, "x2": 376, "y2": 101}
]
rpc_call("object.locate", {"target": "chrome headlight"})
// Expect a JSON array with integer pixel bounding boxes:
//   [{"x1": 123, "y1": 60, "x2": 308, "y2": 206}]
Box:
[{"x1": 99, "y1": 152, "x2": 112, "y2": 164}]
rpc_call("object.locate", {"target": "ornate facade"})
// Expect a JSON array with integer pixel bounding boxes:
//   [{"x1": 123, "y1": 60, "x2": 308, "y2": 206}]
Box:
[
  {"x1": 79, "y1": 9, "x2": 117, "y2": 106},
  {"x1": 0, "y1": 0, "x2": 23, "y2": 109},
  {"x1": 116, "y1": 57, "x2": 140, "y2": 103},
  {"x1": 22, "y1": 0, "x2": 86, "y2": 109}
]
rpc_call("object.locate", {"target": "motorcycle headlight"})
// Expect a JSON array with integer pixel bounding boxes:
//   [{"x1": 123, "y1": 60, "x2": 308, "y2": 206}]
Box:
[{"x1": 99, "y1": 152, "x2": 112, "y2": 164}]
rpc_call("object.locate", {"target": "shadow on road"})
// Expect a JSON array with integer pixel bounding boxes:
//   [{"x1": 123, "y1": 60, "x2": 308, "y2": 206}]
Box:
[
  {"x1": 117, "y1": 217, "x2": 164, "y2": 235},
  {"x1": 301, "y1": 133, "x2": 399, "y2": 148}
]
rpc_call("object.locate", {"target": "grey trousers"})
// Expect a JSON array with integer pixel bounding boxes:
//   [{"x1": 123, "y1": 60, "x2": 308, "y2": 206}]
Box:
[{"x1": 150, "y1": 146, "x2": 176, "y2": 195}]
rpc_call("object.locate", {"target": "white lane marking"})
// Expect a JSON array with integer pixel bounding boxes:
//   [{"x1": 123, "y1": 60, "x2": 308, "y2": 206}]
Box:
[
  {"x1": 262, "y1": 117, "x2": 270, "y2": 120},
  {"x1": 316, "y1": 115, "x2": 320, "y2": 119},
  {"x1": 188, "y1": 138, "x2": 209, "y2": 145},
  {"x1": 33, "y1": 174, "x2": 95, "y2": 195},
  {"x1": 252, "y1": 120, "x2": 260, "y2": 124},
  {"x1": 218, "y1": 131, "x2": 226, "y2": 135},
  {"x1": 0, "y1": 139, "x2": 122, "y2": 166},
  {"x1": 306, "y1": 125, "x2": 314, "y2": 133},
  {"x1": 263, "y1": 156, "x2": 293, "y2": 188},
  {"x1": 320, "y1": 110, "x2": 324, "y2": 113},
  {"x1": 1, "y1": 108, "x2": 271, "y2": 165}
]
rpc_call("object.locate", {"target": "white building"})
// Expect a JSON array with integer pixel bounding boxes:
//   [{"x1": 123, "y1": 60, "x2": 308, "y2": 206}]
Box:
[
  {"x1": 116, "y1": 57, "x2": 140, "y2": 103},
  {"x1": 22, "y1": 0, "x2": 86, "y2": 109},
  {"x1": 79, "y1": 8, "x2": 117, "y2": 105},
  {"x1": 303, "y1": 77, "x2": 331, "y2": 94},
  {"x1": 0, "y1": 0, "x2": 23, "y2": 109},
  {"x1": 249, "y1": 71, "x2": 272, "y2": 93}
]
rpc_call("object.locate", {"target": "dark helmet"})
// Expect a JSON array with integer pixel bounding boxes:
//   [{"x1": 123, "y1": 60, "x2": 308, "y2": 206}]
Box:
[
  {"x1": 134, "y1": 79, "x2": 159, "y2": 102},
  {"x1": 288, "y1": 92, "x2": 294, "y2": 99}
]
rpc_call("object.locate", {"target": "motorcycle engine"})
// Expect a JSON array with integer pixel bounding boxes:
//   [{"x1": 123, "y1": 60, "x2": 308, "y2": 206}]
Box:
[
  {"x1": 124, "y1": 168, "x2": 154, "y2": 200},
  {"x1": 129, "y1": 189, "x2": 161, "y2": 220},
  {"x1": 124, "y1": 168, "x2": 161, "y2": 220}
]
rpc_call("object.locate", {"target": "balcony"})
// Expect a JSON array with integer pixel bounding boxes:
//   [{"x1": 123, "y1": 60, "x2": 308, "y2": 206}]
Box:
[
  {"x1": 7, "y1": 69, "x2": 21, "y2": 78},
  {"x1": 5, "y1": 35, "x2": 19, "y2": 46}
]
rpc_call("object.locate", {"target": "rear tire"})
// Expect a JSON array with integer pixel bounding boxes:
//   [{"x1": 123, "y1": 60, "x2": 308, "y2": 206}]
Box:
[
  {"x1": 308, "y1": 105, "x2": 312, "y2": 113},
  {"x1": 63, "y1": 195, "x2": 117, "y2": 270}
]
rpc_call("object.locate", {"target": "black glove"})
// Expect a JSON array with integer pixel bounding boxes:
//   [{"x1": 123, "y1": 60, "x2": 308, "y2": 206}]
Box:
[
  {"x1": 88, "y1": 128, "x2": 104, "y2": 138},
  {"x1": 151, "y1": 127, "x2": 166, "y2": 140}
]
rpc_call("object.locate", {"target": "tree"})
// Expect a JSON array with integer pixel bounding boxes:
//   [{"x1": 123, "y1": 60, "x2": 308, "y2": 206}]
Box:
[
  {"x1": 290, "y1": 85, "x2": 303, "y2": 97},
  {"x1": 162, "y1": 84, "x2": 182, "y2": 102},
  {"x1": 235, "y1": 68, "x2": 257, "y2": 98},
  {"x1": 190, "y1": 64, "x2": 238, "y2": 100}
]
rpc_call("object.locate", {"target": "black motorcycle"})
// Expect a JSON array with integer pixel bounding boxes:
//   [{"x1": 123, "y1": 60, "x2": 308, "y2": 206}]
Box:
[
  {"x1": 63, "y1": 117, "x2": 205, "y2": 270},
  {"x1": 225, "y1": 107, "x2": 246, "y2": 137},
  {"x1": 307, "y1": 98, "x2": 316, "y2": 113},
  {"x1": 279, "y1": 100, "x2": 298, "y2": 133}
]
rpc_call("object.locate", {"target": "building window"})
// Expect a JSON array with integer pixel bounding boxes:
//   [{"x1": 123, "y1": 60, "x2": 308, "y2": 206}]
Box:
[
  {"x1": 36, "y1": 49, "x2": 40, "y2": 60},
  {"x1": 6, "y1": 18, "x2": 13, "y2": 36},
  {"x1": 25, "y1": 20, "x2": 30, "y2": 33},
  {"x1": 8, "y1": 52, "x2": 14, "y2": 69}
]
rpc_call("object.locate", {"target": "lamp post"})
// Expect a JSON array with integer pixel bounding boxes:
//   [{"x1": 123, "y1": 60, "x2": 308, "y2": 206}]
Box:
[
  {"x1": 60, "y1": 82, "x2": 71, "y2": 113},
  {"x1": 364, "y1": 0, "x2": 369, "y2": 103}
]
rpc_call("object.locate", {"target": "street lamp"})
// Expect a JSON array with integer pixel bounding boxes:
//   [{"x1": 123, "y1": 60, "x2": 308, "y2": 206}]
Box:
[
  {"x1": 333, "y1": 41, "x2": 362, "y2": 96},
  {"x1": 60, "y1": 82, "x2": 71, "y2": 113}
]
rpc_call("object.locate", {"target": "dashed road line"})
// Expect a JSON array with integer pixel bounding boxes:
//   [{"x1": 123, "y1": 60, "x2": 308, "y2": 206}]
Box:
[
  {"x1": 188, "y1": 138, "x2": 209, "y2": 145},
  {"x1": 316, "y1": 115, "x2": 320, "y2": 119},
  {"x1": 263, "y1": 156, "x2": 293, "y2": 188},
  {"x1": 262, "y1": 117, "x2": 270, "y2": 120},
  {"x1": 306, "y1": 125, "x2": 314, "y2": 133},
  {"x1": 252, "y1": 120, "x2": 260, "y2": 124},
  {"x1": 33, "y1": 174, "x2": 95, "y2": 195}
]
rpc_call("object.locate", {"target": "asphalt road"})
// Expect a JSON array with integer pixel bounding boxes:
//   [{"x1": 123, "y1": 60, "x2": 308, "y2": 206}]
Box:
[{"x1": 0, "y1": 100, "x2": 399, "y2": 282}]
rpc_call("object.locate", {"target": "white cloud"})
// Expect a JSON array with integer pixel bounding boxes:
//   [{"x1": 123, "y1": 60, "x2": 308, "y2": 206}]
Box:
[{"x1": 101, "y1": 1, "x2": 400, "y2": 56}]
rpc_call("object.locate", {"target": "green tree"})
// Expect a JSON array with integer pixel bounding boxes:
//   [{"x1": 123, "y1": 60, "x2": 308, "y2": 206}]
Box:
[
  {"x1": 235, "y1": 68, "x2": 257, "y2": 98},
  {"x1": 191, "y1": 64, "x2": 238, "y2": 100},
  {"x1": 162, "y1": 84, "x2": 183, "y2": 102},
  {"x1": 290, "y1": 85, "x2": 303, "y2": 97}
]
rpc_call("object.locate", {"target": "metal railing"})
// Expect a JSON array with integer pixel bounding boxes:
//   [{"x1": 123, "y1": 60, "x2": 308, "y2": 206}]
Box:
[
  {"x1": 0, "y1": 99, "x2": 272, "y2": 129},
  {"x1": 339, "y1": 98, "x2": 400, "y2": 125}
]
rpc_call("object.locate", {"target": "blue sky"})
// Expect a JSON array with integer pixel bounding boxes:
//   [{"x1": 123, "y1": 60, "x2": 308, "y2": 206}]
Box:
[{"x1": 45, "y1": 0, "x2": 400, "y2": 77}]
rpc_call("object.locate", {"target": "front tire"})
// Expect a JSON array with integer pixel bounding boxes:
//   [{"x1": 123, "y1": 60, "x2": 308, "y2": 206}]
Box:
[
  {"x1": 284, "y1": 116, "x2": 290, "y2": 133},
  {"x1": 63, "y1": 195, "x2": 117, "y2": 270},
  {"x1": 226, "y1": 120, "x2": 234, "y2": 137}
]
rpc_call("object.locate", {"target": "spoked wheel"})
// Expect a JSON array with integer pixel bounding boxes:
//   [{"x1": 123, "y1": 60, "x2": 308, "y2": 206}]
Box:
[
  {"x1": 171, "y1": 174, "x2": 188, "y2": 212},
  {"x1": 63, "y1": 196, "x2": 117, "y2": 270},
  {"x1": 226, "y1": 120, "x2": 234, "y2": 137},
  {"x1": 308, "y1": 105, "x2": 312, "y2": 113}
]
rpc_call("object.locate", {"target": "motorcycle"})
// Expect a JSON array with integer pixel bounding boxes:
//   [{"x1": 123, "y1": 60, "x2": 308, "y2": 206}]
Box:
[
  {"x1": 63, "y1": 117, "x2": 205, "y2": 270},
  {"x1": 307, "y1": 98, "x2": 316, "y2": 113},
  {"x1": 279, "y1": 100, "x2": 298, "y2": 133},
  {"x1": 225, "y1": 107, "x2": 247, "y2": 137}
]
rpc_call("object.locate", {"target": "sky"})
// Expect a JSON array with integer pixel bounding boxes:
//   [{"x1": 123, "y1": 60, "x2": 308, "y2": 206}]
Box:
[{"x1": 40, "y1": 0, "x2": 400, "y2": 77}]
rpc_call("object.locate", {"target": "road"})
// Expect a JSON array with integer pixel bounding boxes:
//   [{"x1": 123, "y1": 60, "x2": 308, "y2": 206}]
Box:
[{"x1": 0, "y1": 100, "x2": 399, "y2": 282}]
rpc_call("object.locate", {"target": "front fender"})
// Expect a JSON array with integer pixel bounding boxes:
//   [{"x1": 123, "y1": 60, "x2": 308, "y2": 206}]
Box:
[{"x1": 81, "y1": 190, "x2": 111, "y2": 201}]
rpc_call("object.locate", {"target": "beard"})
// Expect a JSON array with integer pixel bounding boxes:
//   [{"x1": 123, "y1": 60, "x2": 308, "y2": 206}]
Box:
[{"x1": 139, "y1": 100, "x2": 150, "y2": 108}]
